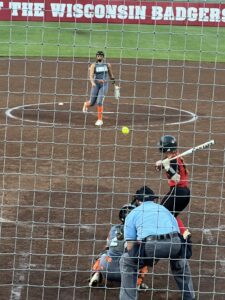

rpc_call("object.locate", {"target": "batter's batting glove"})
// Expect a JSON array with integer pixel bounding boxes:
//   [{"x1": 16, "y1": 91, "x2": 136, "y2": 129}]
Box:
[
  {"x1": 171, "y1": 173, "x2": 181, "y2": 183},
  {"x1": 155, "y1": 160, "x2": 163, "y2": 171},
  {"x1": 162, "y1": 158, "x2": 170, "y2": 171}
]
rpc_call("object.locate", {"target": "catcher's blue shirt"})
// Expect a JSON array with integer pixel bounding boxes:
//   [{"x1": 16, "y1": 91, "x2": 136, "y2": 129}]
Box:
[
  {"x1": 124, "y1": 201, "x2": 179, "y2": 241},
  {"x1": 107, "y1": 224, "x2": 125, "y2": 257}
]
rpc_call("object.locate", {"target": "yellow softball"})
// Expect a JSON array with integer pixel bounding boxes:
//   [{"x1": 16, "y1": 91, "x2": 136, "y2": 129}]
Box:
[{"x1": 122, "y1": 126, "x2": 130, "y2": 135}]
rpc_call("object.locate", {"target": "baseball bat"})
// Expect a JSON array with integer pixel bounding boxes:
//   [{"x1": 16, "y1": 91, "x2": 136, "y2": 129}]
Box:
[{"x1": 166, "y1": 139, "x2": 215, "y2": 162}]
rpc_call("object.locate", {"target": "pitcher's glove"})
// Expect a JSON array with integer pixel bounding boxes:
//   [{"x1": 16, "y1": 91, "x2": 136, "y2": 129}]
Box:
[{"x1": 114, "y1": 85, "x2": 120, "y2": 100}]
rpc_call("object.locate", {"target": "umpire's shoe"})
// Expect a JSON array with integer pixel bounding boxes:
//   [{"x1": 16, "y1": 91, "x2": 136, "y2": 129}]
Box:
[{"x1": 89, "y1": 272, "x2": 101, "y2": 287}]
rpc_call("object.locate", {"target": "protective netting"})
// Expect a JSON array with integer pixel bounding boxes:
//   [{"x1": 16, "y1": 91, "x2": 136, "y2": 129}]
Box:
[{"x1": 0, "y1": 7, "x2": 225, "y2": 300}]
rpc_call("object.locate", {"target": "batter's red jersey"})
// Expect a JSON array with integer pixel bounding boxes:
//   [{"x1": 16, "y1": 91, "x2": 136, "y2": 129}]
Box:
[{"x1": 167, "y1": 156, "x2": 189, "y2": 188}]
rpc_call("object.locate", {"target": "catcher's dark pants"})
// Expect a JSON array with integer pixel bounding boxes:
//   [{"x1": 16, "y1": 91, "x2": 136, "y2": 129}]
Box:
[
  {"x1": 161, "y1": 186, "x2": 190, "y2": 217},
  {"x1": 99, "y1": 254, "x2": 121, "y2": 282}
]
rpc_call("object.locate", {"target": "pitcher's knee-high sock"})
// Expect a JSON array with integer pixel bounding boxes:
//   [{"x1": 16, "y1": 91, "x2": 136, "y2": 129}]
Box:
[{"x1": 97, "y1": 106, "x2": 103, "y2": 120}]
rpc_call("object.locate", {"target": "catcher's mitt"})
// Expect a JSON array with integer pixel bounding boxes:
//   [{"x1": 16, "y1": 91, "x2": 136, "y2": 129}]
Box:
[{"x1": 114, "y1": 85, "x2": 120, "y2": 100}]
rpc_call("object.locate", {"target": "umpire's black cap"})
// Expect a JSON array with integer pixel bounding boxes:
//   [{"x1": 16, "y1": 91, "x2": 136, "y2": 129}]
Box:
[{"x1": 135, "y1": 186, "x2": 157, "y2": 202}]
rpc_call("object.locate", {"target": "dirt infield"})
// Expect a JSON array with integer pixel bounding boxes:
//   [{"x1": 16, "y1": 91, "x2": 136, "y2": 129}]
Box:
[{"x1": 0, "y1": 58, "x2": 224, "y2": 300}]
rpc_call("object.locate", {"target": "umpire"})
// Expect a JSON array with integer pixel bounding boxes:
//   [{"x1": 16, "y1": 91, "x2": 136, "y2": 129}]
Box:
[{"x1": 119, "y1": 186, "x2": 195, "y2": 300}]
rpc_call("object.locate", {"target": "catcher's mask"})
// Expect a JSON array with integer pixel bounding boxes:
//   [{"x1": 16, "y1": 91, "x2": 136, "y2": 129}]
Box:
[
  {"x1": 132, "y1": 185, "x2": 157, "y2": 205},
  {"x1": 119, "y1": 204, "x2": 135, "y2": 223},
  {"x1": 158, "y1": 135, "x2": 177, "y2": 153}
]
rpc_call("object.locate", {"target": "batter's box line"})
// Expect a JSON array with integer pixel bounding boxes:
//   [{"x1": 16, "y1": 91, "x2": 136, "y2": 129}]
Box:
[{"x1": 0, "y1": 217, "x2": 94, "y2": 231}]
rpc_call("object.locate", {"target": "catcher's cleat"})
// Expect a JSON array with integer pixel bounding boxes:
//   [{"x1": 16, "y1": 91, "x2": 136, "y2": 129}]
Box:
[
  {"x1": 137, "y1": 282, "x2": 149, "y2": 291},
  {"x1": 82, "y1": 102, "x2": 88, "y2": 113},
  {"x1": 89, "y1": 272, "x2": 101, "y2": 287},
  {"x1": 95, "y1": 119, "x2": 103, "y2": 126}
]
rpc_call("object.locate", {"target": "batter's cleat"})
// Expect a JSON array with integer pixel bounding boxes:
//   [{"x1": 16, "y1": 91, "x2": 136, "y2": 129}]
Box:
[
  {"x1": 89, "y1": 272, "x2": 101, "y2": 287},
  {"x1": 82, "y1": 102, "x2": 88, "y2": 113},
  {"x1": 183, "y1": 229, "x2": 191, "y2": 240},
  {"x1": 95, "y1": 119, "x2": 103, "y2": 126},
  {"x1": 138, "y1": 282, "x2": 149, "y2": 291}
]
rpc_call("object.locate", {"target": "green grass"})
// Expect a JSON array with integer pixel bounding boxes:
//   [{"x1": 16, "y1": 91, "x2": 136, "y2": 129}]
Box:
[{"x1": 0, "y1": 21, "x2": 225, "y2": 62}]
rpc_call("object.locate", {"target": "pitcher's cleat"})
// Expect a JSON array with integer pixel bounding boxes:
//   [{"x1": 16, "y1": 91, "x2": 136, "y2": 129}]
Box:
[
  {"x1": 95, "y1": 119, "x2": 103, "y2": 126},
  {"x1": 89, "y1": 272, "x2": 100, "y2": 287},
  {"x1": 82, "y1": 102, "x2": 88, "y2": 113}
]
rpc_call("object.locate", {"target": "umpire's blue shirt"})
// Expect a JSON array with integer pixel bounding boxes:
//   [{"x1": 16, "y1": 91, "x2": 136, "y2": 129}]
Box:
[{"x1": 124, "y1": 201, "x2": 180, "y2": 241}]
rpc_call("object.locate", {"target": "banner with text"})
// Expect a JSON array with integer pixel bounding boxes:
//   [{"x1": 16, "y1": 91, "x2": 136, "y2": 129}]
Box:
[{"x1": 1, "y1": 0, "x2": 225, "y2": 26}]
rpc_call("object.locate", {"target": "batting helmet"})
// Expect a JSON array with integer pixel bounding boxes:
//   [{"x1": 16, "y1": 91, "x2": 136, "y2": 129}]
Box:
[
  {"x1": 133, "y1": 186, "x2": 157, "y2": 203},
  {"x1": 119, "y1": 204, "x2": 135, "y2": 223},
  {"x1": 158, "y1": 135, "x2": 177, "y2": 153},
  {"x1": 96, "y1": 51, "x2": 105, "y2": 57}
]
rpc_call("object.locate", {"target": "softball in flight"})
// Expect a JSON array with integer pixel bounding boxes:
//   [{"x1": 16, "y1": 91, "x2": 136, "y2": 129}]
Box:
[{"x1": 122, "y1": 126, "x2": 130, "y2": 135}]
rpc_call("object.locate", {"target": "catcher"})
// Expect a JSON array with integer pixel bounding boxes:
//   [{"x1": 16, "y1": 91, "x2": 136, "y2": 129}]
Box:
[
  {"x1": 155, "y1": 135, "x2": 191, "y2": 238},
  {"x1": 83, "y1": 50, "x2": 120, "y2": 126},
  {"x1": 89, "y1": 204, "x2": 148, "y2": 290}
]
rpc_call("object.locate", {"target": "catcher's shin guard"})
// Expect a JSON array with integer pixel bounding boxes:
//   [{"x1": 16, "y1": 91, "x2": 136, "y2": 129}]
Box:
[
  {"x1": 137, "y1": 265, "x2": 148, "y2": 289},
  {"x1": 92, "y1": 258, "x2": 101, "y2": 272}
]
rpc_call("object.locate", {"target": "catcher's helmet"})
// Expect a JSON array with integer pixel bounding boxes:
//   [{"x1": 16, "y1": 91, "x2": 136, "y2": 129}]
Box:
[
  {"x1": 96, "y1": 50, "x2": 104, "y2": 57},
  {"x1": 158, "y1": 135, "x2": 177, "y2": 153},
  {"x1": 134, "y1": 186, "x2": 157, "y2": 202},
  {"x1": 119, "y1": 204, "x2": 135, "y2": 223}
]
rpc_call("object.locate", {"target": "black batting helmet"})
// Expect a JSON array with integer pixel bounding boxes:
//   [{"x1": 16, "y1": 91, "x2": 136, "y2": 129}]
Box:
[
  {"x1": 96, "y1": 50, "x2": 104, "y2": 57},
  {"x1": 133, "y1": 186, "x2": 157, "y2": 203},
  {"x1": 158, "y1": 135, "x2": 177, "y2": 153},
  {"x1": 119, "y1": 204, "x2": 135, "y2": 223}
]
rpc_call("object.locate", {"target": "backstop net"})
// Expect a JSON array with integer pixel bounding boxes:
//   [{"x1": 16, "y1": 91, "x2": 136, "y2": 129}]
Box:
[{"x1": 0, "y1": 1, "x2": 225, "y2": 300}]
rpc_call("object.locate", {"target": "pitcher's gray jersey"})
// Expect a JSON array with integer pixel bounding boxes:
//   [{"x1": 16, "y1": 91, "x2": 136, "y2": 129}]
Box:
[
  {"x1": 94, "y1": 63, "x2": 110, "y2": 81},
  {"x1": 88, "y1": 62, "x2": 110, "y2": 106}
]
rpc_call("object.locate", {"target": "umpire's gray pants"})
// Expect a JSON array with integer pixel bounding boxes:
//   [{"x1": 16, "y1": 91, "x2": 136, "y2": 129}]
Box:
[{"x1": 119, "y1": 236, "x2": 195, "y2": 300}]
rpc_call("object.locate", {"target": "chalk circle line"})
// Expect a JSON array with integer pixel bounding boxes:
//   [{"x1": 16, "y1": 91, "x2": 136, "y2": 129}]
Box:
[{"x1": 5, "y1": 102, "x2": 198, "y2": 128}]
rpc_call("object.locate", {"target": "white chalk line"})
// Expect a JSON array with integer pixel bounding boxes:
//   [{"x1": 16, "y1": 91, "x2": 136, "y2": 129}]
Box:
[
  {"x1": 203, "y1": 227, "x2": 225, "y2": 272},
  {"x1": 0, "y1": 217, "x2": 93, "y2": 299},
  {"x1": 5, "y1": 102, "x2": 198, "y2": 128},
  {"x1": 10, "y1": 252, "x2": 29, "y2": 300},
  {"x1": 0, "y1": 217, "x2": 94, "y2": 231},
  {"x1": 0, "y1": 217, "x2": 14, "y2": 223}
]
